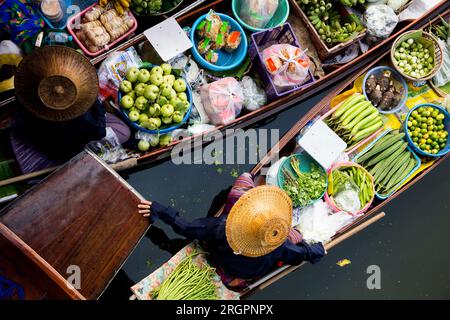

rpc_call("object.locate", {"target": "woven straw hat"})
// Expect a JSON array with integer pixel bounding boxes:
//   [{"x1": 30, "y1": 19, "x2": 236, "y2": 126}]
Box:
[
  {"x1": 14, "y1": 46, "x2": 98, "y2": 122},
  {"x1": 225, "y1": 186, "x2": 293, "y2": 258}
]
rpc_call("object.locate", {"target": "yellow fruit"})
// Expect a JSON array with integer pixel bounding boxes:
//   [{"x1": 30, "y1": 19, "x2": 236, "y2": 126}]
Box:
[
  {"x1": 119, "y1": 0, "x2": 130, "y2": 8},
  {"x1": 114, "y1": 2, "x2": 124, "y2": 15}
]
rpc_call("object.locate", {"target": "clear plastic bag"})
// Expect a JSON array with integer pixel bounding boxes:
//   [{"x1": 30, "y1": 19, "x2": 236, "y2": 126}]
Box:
[
  {"x1": 87, "y1": 128, "x2": 129, "y2": 164},
  {"x1": 199, "y1": 77, "x2": 244, "y2": 125},
  {"x1": 239, "y1": 0, "x2": 279, "y2": 29},
  {"x1": 241, "y1": 76, "x2": 267, "y2": 111},
  {"x1": 262, "y1": 44, "x2": 310, "y2": 89},
  {"x1": 433, "y1": 39, "x2": 450, "y2": 87},
  {"x1": 331, "y1": 169, "x2": 361, "y2": 214}
]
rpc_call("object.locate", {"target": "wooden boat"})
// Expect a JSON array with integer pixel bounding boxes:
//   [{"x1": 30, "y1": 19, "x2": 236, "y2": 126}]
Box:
[
  {"x1": 0, "y1": 151, "x2": 150, "y2": 299},
  {"x1": 215, "y1": 38, "x2": 450, "y2": 301},
  {"x1": 0, "y1": 1, "x2": 448, "y2": 187}
]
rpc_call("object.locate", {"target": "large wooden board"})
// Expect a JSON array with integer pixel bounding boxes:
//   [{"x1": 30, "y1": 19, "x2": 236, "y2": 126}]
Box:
[{"x1": 0, "y1": 151, "x2": 150, "y2": 299}]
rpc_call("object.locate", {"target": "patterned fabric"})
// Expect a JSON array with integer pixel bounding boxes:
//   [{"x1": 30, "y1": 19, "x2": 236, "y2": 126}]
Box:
[{"x1": 0, "y1": 0, "x2": 44, "y2": 45}]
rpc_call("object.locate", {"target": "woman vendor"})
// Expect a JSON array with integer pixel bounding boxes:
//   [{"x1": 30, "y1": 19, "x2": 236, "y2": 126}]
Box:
[
  {"x1": 10, "y1": 45, "x2": 130, "y2": 174},
  {"x1": 138, "y1": 172, "x2": 325, "y2": 288}
]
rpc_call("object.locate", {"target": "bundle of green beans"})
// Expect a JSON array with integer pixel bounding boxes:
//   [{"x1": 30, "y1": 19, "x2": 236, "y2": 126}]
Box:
[
  {"x1": 326, "y1": 93, "x2": 384, "y2": 147},
  {"x1": 150, "y1": 251, "x2": 218, "y2": 300},
  {"x1": 298, "y1": 0, "x2": 365, "y2": 47},
  {"x1": 426, "y1": 16, "x2": 450, "y2": 41},
  {"x1": 356, "y1": 132, "x2": 418, "y2": 196},
  {"x1": 328, "y1": 165, "x2": 373, "y2": 209}
]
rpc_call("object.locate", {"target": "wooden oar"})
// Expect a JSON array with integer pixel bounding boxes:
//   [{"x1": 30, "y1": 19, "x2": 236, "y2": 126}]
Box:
[
  {"x1": 0, "y1": 157, "x2": 138, "y2": 188},
  {"x1": 241, "y1": 211, "x2": 386, "y2": 296}
]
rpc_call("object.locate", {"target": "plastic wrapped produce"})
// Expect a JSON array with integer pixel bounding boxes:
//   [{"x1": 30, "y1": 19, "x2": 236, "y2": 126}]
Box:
[
  {"x1": 262, "y1": 44, "x2": 311, "y2": 89},
  {"x1": 241, "y1": 76, "x2": 267, "y2": 111},
  {"x1": 364, "y1": 5, "x2": 398, "y2": 43},
  {"x1": 432, "y1": 39, "x2": 450, "y2": 87},
  {"x1": 199, "y1": 77, "x2": 244, "y2": 125},
  {"x1": 239, "y1": 0, "x2": 279, "y2": 29}
]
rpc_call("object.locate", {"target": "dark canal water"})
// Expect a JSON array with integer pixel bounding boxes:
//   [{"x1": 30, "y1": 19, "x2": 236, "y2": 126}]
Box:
[{"x1": 102, "y1": 86, "x2": 450, "y2": 300}]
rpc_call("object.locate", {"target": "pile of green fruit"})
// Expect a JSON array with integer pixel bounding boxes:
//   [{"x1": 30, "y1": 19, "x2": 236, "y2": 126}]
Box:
[
  {"x1": 356, "y1": 132, "x2": 417, "y2": 196},
  {"x1": 119, "y1": 64, "x2": 190, "y2": 151},
  {"x1": 326, "y1": 93, "x2": 383, "y2": 147},
  {"x1": 130, "y1": 0, "x2": 181, "y2": 16},
  {"x1": 407, "y1": 106, "x2": 448, "y2": 154},
  {"x1": 298, "y1": 0, "x2": 365, "y2": 47},
  {"x1": 393, "y1": 37, "x2": 435, "y2": 79},
  {"x1": 339, "y1": 0, "x2": 365, "y2": 7}
]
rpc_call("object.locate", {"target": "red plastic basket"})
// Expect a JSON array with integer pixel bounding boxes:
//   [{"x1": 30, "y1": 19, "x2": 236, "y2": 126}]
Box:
[
  {"x1": 66, "y1": 4, "x2": 138, "y2": 57},
  {"x1": 249, "y1": 23, "x2": 315, "y2": 101}
]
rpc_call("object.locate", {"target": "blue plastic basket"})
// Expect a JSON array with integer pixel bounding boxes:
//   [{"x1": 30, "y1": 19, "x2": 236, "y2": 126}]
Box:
[
  {"x1": 362, "y1": 66, "x2": 408, "y2": 114},
  {"x1": 190, "y1": 13, "x2": 248, "y2": 72},
  {"x1": 231, "y1": 0, "x2": 290, "y2": 32},
  {"x1": 277, "y1": 153, "x2": 328, "y2": 208},
  {"x1": 353, "y1": 129, "x2": 421, "y2": 200},
  {"x1": 404, "y1": 104, "x2": 450, "y2": 157},
  {"x1": 118, "y1": 65, "x2": 193, "y2": 135}
]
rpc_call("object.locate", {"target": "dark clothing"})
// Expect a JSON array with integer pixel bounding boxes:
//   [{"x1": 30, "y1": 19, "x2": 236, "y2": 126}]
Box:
[
  {"x1": 151, "y1": 201, "x2": 325, "y2": 280},
  {"x1": 13, "y1": 100, "x2": 107, "y2": 161}
]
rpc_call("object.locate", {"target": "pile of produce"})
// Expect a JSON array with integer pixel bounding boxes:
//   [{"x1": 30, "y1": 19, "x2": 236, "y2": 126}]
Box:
[
  {"x1": 393, "y1": 36, "x2": 436, "y2": 79},
  {"x1": 282, "y1": 156, "x2": 327, "y2": 207},
  {"x1": 130, "y1": 0, "x2": 182, "y2": 16},
  {"x1": 407, "y1": 106, "x2": 448, "y2": 154},
  {"x1": 426, "y1": 16, "x2": 450, "y2": 41},
  {"x1": 75, "y1": 3, "x2": 134, "y2": 53},
  {"x1": 298, "y1": 0, "x2": 365, "y2": 47},
  {"x1": 326, "y1": 93, "x2": 383, "y2": 146},
  {"x1": 195, "y1": 11, "x2": 242, "y2": 65},
  {"x1": 99, "y1": 0, "x2": 131, "y2": 15},
  {"x1": 150, "y1": 251, "x2": 217, "y2": 300},
  {"x1": 328, "y1": 165, "x2": 373, "y2": 213},
  {"x1": 356, "y1": 132, "x2": 418, "y2": 195},
  {"x1": 339, "y1": 0, "x2": 365, "y2": 7},
  {"x1": 365, "y1": 70, "x2": 405, "y2": 111}
]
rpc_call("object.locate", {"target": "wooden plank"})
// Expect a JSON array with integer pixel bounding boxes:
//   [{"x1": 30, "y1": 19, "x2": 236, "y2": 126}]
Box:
[
  {"x1": 0, "y1": 223, "x2": 85, "y2": 300},
  {"x1": 0, "y1": 151, "x2": 150, "y2": 299}
]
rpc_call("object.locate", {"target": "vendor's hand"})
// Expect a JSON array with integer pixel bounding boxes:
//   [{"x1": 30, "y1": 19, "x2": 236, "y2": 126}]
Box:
[{"x1": 138, "y1": 200, "x2": 152, "y2": 217}]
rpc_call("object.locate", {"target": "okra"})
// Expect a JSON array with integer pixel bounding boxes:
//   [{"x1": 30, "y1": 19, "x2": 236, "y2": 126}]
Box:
[
  {"x1": 366, "y1": 141, "x2": 405, "y2": 167},
  {"x1": 384, "y1": 157, "x2": 417, "y2": 193},
  {"x1": 379, "y1": 151, "x2": 411, "y2": 187},
  {"x1": 357, "y1": 133, "x2": 405, "y2": 164}
]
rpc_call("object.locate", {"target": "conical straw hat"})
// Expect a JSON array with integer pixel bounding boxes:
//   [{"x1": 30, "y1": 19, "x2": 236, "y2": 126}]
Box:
[
  {"x1": 225, "y1": 186, "x2": 293, "y2": 258},
  {"x1": 14, "y1": 46, "x2": 98, "y2": 122}
]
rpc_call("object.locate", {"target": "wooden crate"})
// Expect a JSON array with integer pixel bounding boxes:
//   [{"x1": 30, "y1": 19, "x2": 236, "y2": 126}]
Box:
[{"x1": 290, "y1": 0, "x2": 367, "y2": 60}]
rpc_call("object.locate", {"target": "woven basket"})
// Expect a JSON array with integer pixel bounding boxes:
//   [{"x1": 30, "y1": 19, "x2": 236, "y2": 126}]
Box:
[{"x1": 391, "y1": 30, "x2": 443, "y2": 81}]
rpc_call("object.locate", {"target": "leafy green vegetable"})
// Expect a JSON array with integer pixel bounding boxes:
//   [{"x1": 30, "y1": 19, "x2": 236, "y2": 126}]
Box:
[{"x1": 282, "y1": 157, "x2": 327, "y2": 207}]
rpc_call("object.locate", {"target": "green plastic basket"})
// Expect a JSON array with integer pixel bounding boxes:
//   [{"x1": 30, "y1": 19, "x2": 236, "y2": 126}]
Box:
[
  {"x1": 277, "y1": 153, "x2": 328, "y2": 208},
  {"x1": 232, "y1": 0, "x2": 290, "y2": 32}
]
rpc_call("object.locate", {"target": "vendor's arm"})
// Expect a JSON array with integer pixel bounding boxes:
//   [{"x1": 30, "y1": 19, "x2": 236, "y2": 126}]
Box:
[
  {"x1": 139, "y1": 200, "x2": 221, "y2": 242},
  {"x1": 280, "y1": 241, "x2": 325, "y2": 266}
]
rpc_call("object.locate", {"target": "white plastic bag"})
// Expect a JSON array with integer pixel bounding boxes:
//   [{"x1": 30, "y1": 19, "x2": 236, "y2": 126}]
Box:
[
  {"x1": 239, "y1": 0, "x2": 279, "y2": 29},
  {"x1": 262, "y1": 44, "x2": 310, "y2": 89},
  {"x1": 199, "y1": 77, "x2": 244, "y2": 125},
  {"x1": 432, "y1": 40, "x2": 450, "y2": 87},
  {"x1": 241, "y1": 76, "x2": 267, "y2": 111},
  {"x1": 294, "y1": 200, "x2": 354, "y2": 244}
]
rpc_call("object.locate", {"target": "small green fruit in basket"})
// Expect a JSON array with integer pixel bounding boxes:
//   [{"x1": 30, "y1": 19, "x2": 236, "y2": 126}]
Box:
[
  {"x1": 120, "y1": 80, "x2": 133, "y2": 93},
  {"x1": 161, "y1": 116, "x2": 173, "y2": 125},
  {"x1": 120, "y1": 95, "x2": 134, "y2": 109},
  {"x1": 134, "y1": 96, "x2": 148, "y2": 110},
  {"x1": 138, "y1": 139, "x2": 150, "y2": 152},
  {"x1": 162, "y1": 74, "x2": 175, "y2": 87},
  {"x1": 135, "y1": 83, "x2": 147, "y2": 97},
  {"x1": 151, "y1": 66, "x2": 164, "y2": 76},
  {"x1": 146, "y1": 117, "x2": 162, "y2": 130},
  {"x1": 177, "y1": 92, "x2": 188, "y2": 101},
  {"x1": 158, "y1": 96, "x2": 168, "y2": 107},
  {"x1": 149, "y1": 103, "x2": 161, "y2": 117},
  {"x1": 129, "y1": 110, "x2": 140, "y2": 122},
  {"x1": 144, "y1": 84, "x2": 159, "y2": 101},
  {"x1": 138, "y1": 69, "x2": 151, "y2": 83},
  {"x1": 173, "y1": 78, "x2": 187, "y2": 93},
  {"x1": 161, "y1": 63, "x2": 172, "y2": 75},
  {"x1": 139, "y1": 113, "x2": 149, "y2": 124},
  {"x1": 161, "y1": 84, "x2": 173, "y2": 97},
  {"x1": 126, "y1": 67, "x2": 140, "y2": 83},
  {"x1": 150, "y1": 72, "x2": 163, "y2": 86},
  {"x1": 161, "y1": 104, "x2": 174, "y2": 117},
  {"x1": 172, "y1": 111, "x2": 184, "y2": 124}
]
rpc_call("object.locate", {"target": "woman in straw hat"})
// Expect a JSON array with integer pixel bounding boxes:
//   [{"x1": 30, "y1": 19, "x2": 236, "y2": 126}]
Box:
[
  {"x1": 139, "y1": 172, "x2": 325, "y2": 289},
  {"x1": 10, "y1": 46, "x2": 131, "y2": 174}
]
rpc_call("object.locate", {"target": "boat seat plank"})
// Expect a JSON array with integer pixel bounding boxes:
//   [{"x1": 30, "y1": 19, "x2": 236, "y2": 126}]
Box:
[{"x1": 0, "y1": 151, "x2": 150, "y2": 299}]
